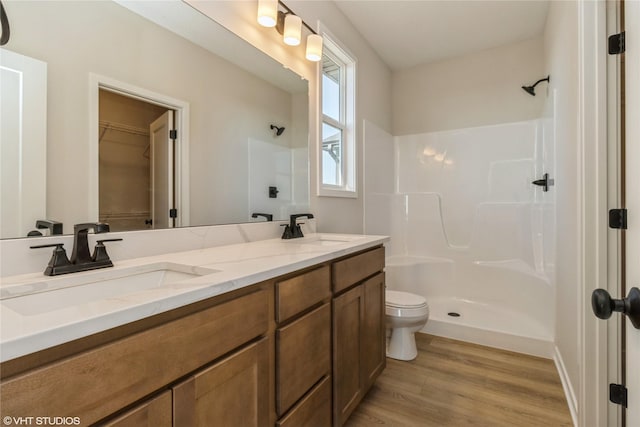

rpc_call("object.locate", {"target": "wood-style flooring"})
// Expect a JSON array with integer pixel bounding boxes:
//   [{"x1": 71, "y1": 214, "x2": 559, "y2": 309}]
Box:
[{"x1": 346, "y1": 333, "x2": 573, "y2": 427}]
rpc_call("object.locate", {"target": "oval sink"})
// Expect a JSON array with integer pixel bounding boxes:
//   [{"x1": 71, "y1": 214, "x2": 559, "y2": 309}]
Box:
[
  {"x1": 1, "y1": 262, "x2": 219, "y2": 316},
  {"x1": 289, "y1": 234, "x2": 367, "y2": 246}
]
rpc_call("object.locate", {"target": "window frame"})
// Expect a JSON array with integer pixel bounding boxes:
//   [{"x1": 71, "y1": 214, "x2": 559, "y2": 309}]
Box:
[{"x1": 317, "y1": 28, "x2": 357, "y2": 198}]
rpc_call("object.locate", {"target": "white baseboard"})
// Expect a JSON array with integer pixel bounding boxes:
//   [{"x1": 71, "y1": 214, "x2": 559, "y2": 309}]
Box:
[{"x1": 553, "y1": 345, "x2": 578, "y2": 427}]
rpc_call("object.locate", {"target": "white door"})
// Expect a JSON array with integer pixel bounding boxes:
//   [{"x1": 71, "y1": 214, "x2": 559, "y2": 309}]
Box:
[
  {"x1": 625, "y1": 1, "x2": 640, "y2": 422},
  {"x1": 0, "y1": 48, "x2": 47, "y2": 238},
  {"x1": 149, "y1": 111, "x2": 174, "y2": 229}
]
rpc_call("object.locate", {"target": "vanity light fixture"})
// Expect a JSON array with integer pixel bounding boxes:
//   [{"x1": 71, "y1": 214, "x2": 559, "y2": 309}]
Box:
[
  {"x1": 283, "y1": 14, "x2": 302, "y2": 46},
  {"x1": 257, "y1": 0, "x2": 278, "y2": 27},
  {"x1": 306, "y1": 34, "x2": 323, "y2": 61},
  {"x1": 256, "y1": 0, "x2": 323, "y2": 62}
]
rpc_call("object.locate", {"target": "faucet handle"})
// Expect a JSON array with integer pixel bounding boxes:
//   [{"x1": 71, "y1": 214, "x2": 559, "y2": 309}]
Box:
[
  {"x1": 30, "y1": 243, "x2": 71, "y2": 275},
  {"x1": 92, "y1": 238, "x2": 123, "y2": 263}
]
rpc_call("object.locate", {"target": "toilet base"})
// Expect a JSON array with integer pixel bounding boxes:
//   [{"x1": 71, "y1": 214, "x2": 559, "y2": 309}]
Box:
[{"x1": 386, "y1": 327, "x2": 418, "y2": 361}]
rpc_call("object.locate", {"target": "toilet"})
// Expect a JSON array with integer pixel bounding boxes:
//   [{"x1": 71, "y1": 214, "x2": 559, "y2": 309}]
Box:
[{"x1": 385, "y1": 290, "x2": 429, "y2": 361}]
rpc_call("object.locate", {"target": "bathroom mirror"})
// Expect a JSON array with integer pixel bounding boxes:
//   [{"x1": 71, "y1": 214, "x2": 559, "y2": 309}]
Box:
[{"x1": 0, "y1": 0, "x2": 309, "y2": 239}]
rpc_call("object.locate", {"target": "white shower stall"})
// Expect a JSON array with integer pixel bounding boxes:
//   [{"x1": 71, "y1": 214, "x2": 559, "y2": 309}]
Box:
[{"x1": 364, "y1": 114, "x2": 556, "y2": 357}]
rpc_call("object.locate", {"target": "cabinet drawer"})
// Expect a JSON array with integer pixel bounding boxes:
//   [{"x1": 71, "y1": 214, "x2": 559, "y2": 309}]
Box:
[
  {"x1": 276, "y1": 266, "x2": 331, "y2": 323},
  {"x1": 276, "y1": 303, "x2": 331, "y2": 416},
  {"x1": 0, "y1": 288, "x2": 269, "y2": 426},
  {"x1": 332, "y1": 246, "x2": 385, "y2": 294},
  {"x1": 276, "y1": 376, "x2": 331, "y2": 427},
  {"x1": 101, "y1": 391, "x2": 172, "y2": 427}
]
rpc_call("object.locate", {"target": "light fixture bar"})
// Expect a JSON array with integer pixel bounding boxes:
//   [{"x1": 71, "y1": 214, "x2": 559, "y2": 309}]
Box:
[
  {"x1": 276, "y1": 0, "x2": 318, "y2": 35},
  {"x1": 257, "y1": 0, "x2": 322, "y2": 62}
]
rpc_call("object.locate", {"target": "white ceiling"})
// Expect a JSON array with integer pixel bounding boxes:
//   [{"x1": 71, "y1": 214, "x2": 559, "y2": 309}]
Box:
[{"x1": 333, "y1": 0, "x2": 550, "y2": 70}]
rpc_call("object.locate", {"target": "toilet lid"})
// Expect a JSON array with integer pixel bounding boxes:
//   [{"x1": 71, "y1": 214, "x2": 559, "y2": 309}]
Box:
[{"x1": 386, "y1": 290, "x2": 427, "y2": 308}]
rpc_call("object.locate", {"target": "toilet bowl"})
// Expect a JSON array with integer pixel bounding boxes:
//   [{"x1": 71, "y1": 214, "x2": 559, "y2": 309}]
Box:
[{"x1": 386, "y1": 290, "x2": 429, "y2": 361}]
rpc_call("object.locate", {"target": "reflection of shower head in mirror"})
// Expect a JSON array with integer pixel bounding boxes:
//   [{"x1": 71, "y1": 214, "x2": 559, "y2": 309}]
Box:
[
  {"x1": 270, "y1": 124, "x2": 285, "y2": 136},
  {"x1": 521, "y1": 76, "x2": 550, "y2": 96}
]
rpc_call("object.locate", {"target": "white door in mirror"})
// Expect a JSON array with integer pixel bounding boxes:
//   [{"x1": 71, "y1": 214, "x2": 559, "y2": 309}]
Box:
[
  {"x1": 0, "y1": 48, "x2": 47, "y2": 238},
  {"x1": 150, "y1": 110, "x2": 175, "y2": 229}
]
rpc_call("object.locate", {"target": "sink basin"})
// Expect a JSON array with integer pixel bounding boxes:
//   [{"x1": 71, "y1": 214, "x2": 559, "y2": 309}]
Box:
[
  {"x1": 294, "y1": 234, "x2": 366, "y2": 246},
  {"x1": 1, "y1": 262, "x2": 219, "y2": 316}
]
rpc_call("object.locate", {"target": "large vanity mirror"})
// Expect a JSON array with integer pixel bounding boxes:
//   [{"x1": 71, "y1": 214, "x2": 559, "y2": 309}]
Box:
[{"x1": 0, "y1": 0, "x2": 309, "y2": 239}]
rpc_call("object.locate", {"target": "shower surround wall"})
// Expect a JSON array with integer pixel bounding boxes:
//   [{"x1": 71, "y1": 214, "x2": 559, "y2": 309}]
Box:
[{"x1": 364, "y1": 118, "x2": 556, "y2": 357}]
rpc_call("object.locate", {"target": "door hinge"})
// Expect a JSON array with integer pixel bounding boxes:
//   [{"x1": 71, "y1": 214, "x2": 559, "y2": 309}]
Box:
[
  {"x1": 169, "y1": 129, "x2": 177, "y2": 140},
  {"x1": 608, "y1": 32, "x2": 625, "y2": 55},
  {"x1": 169, "y1": 208, "x2": 177, "y2": 219},
  {"x1": 610, "y1": 383, "x2": 627, "y2": 408},
  {"x1": 609, "y1": 208, "x2": 627, "y2": 229}
]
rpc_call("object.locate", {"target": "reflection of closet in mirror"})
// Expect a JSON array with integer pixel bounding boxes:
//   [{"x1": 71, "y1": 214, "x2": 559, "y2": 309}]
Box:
[{"x1": 98, "y1": 89, "x2": 174, "y2": 232}]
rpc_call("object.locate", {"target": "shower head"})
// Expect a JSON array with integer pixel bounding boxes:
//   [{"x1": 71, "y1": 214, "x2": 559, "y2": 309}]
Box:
[
  {"x1": 270, "y1": 124, "x2": 285, "y2": 136},
  {"x1": 521, "y1": 76, "x2": 550, "y2": 96}
]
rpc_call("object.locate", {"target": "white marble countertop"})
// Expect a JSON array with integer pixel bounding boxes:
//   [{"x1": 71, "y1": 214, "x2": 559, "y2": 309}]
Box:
[{"x1": 0, "y1": 233, "x2": 388, "y2": 363}]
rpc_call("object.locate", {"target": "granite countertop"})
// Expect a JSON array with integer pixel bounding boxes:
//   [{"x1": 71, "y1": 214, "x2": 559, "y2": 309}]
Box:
[{"x1": 0, "y1": 233, "x2": 388, "y2": 363}]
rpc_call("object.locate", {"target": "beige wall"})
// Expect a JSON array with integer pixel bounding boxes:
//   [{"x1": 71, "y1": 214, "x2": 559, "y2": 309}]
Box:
[
  {"x1": 392, "y1": 37, "x2": 546, "y2": 135},
  {"x1": 197, "y1": 0, "x2": 393, "y2": 233},
  {"x1": 6, "y1": 0, "x2": 298, "y2": 230},
  {"x1": 293, "y1": 0, "x2": 393, "y2": 233}
]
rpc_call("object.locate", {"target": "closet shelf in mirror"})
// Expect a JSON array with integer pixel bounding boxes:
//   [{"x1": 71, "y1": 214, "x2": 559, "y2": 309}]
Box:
[{"x1": 98, "y1": 121, "x2": 150, "y2": 142}]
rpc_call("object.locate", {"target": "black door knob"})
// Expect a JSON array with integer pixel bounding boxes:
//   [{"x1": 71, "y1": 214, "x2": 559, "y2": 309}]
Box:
[{"x1": 591, "y1": 287, "x2": 640, "y2": 329}]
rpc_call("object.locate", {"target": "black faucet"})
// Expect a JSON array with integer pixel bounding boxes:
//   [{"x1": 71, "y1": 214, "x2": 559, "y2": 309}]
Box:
[
  {"x1": 281, "y1": 213, "x2": 314, "y2": 239},
  {"x1": 252, "y1": 213, "x2": 273, "y2": 222},
  {"x1": 36, "y1": 219, "x2": 63, "y2": 235},
  {"x1": 70, "y1": 222, "x2": 111, "y2": 264},
  {"x1": 30, "y1": 222, "x2": 122, "y2": 276}
]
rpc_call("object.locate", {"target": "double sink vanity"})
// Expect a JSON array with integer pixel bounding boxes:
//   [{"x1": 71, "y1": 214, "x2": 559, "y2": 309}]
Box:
[{"x1": 0, "y1": 230, "x2": 388, "y2": 426}]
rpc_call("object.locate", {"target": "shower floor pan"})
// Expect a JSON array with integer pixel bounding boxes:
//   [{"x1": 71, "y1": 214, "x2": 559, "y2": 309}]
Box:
[{"x1": 422, "y1": 296, "x2": 554, "y2": 358}]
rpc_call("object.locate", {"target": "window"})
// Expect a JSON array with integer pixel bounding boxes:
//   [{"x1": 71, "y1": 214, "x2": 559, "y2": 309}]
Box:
[{"x1": 320, "y1": 34, "x2": 356, "y2": 196}]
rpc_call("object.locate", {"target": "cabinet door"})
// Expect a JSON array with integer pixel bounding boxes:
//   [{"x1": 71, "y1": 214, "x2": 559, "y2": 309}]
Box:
[
  {"x1": 332, "y1": 285, "x2": 364, "y2": 427},
  {"x1": 173, "y1": 338, "x2": 269, "y2": 427},
  {"x1": 101, "y1": 391, "x2": 172, "y2": 427},
  {"x1": 362, "y1": 272, "x2": 386, "y2": 390}
]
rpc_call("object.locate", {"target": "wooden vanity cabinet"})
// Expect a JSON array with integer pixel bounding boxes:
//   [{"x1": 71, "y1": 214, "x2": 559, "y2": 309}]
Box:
[
  {"x1": 361, "y1": 273, "x2": 386, "y2": 390},
  {"x1": 101, "y1": 391, "x2": 172, "y2": 427},
  {"x1": 275, "y1": 265, "x2": 332, "y2": 425},
  {"x1": 0, "y1": 286, "x2": 270, "y2": 427},
  {"x1": 276, "y1": 376, "x2": 331, "y2": 427},
  {"x1": 332, "y1": 247, "x2": 386, "y2": 427},
  {"x1": 0, "y1": 244, "x2": 386, "y2": 427},
  {"x1": 173, "y1": 337, "x2": 270, "y2": 427}
]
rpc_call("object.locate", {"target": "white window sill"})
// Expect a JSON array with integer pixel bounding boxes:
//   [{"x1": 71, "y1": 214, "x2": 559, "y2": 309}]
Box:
[{"x1": 318, "y1": 187, "x2": 358, "y2": 198}]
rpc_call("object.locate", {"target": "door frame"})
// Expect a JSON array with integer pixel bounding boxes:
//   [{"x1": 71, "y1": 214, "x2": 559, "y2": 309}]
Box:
[
  {"x1": 578, "y1": 1, "x2": 613, "y2": 426},
  {"x1": 89, "y1": 73, "x2": 190, "y2": 228},
  {"x1": 604, "y1": 1, "x2": 625, "y2": 426}
]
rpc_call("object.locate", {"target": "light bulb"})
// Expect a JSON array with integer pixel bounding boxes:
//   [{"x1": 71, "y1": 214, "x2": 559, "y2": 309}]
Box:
[
  {"x1": 306, "y1": 34, "x2": 323, "y2": 61},
  {"x1": 422, "y1": 147, "x2": 436, "y2": 157},
  {"x1": 283, "y1": 14, "x2": 302, "y2": 46},
  {"x1": 257, "y1": 0, "x2": 278, "y2": 27}
]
